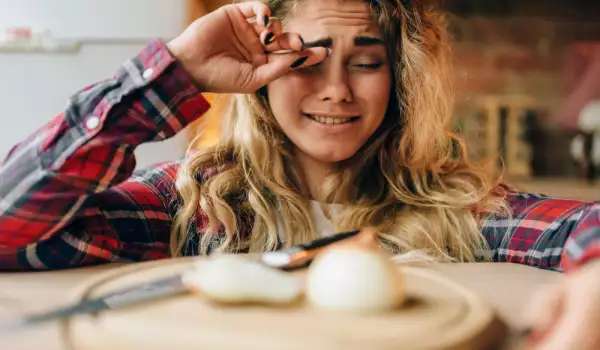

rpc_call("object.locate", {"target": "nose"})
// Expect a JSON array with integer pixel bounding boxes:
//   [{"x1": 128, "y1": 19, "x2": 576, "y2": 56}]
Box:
[{"x1": 317, "y1": 61, "x2": 353, "y2": 103}]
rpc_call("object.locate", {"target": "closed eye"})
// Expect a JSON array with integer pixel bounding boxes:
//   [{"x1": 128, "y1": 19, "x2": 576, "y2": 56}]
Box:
[
  {"x1": 295, "y1": 61, "x2": 384, "y2": 73},
  {"x1": 354, "y1": 62, "x2": 383, "y2": 69}
]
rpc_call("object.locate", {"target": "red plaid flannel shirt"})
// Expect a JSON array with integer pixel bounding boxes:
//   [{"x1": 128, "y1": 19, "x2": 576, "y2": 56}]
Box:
[{"x1": 0, "y1": 40, "x2": 598, "y2": 272}]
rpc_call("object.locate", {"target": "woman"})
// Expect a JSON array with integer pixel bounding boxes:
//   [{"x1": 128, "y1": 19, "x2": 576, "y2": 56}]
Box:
[{"x1": 0, "y1": 0, "x2": 598, "y2": 348}]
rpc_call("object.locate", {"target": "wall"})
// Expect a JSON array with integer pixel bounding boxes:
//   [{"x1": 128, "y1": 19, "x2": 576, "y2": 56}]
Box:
[
  {"x1": 0, "y1": 0, "x2": 189, "y2": 169},
  {"x1": 445, "y1": 1, "x2": 600, "y2": 177},
  {"x1": 452, "y1": 17, "x2": 600, "y2": 116}
]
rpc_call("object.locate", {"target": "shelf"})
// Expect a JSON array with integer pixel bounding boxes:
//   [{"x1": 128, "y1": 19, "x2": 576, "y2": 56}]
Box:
[
  {"x1": 0, "y1": 42, "x2": 81, "y2": 53},
  {"x1": 0, "y1": 37, "x2": 163, "y2": 53}
]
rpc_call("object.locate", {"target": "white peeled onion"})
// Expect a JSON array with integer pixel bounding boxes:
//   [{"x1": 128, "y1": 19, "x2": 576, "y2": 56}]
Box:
[
  {"x1": 306, "y1": 244, "x2": 405, "y2": 313},
  {"x1": 183, "y1": 254, "x2": 302, "y2": 305}
]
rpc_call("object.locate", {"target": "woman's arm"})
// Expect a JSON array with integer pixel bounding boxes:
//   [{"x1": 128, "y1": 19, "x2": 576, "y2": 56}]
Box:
[
  {"x1": 481, "y1": 192, "x2": 600, "y2": 272},
  {"x1": 0, "y1": 0, "x2": 331, "y2": 270},
  {"x1": 0, "y1": 40, "x2": 210, "y2": 270}
]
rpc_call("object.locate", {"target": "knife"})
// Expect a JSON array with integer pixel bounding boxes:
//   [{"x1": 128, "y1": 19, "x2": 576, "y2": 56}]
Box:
[{"x1": 0, "y1": 230, "x2": 360, "y2": 333}]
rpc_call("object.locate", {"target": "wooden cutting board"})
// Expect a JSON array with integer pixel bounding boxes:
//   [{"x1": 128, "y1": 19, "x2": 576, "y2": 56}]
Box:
[{"x1": 61, "y1": 257, "x2": 508, "y2": 350}]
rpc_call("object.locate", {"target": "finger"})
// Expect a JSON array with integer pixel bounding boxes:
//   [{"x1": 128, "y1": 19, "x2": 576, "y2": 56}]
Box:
[
  {"x1": 262, "y1": 32, "x2": 304, "y2": 52},
  {"x1": 260, "y1": 30, "x2": 277, "y2": 47},
  {"x1": 523, "y1": 282, "x2": 565, "y2": 339},
  {"x1": 257, "y1": 17, "x2": 284, "y2": 47},
  {"x1": 533, "y1": 310, "x2": 589, "y2": 349},
  {"x1": 234, "y1": 1, "x2": 271, "y2": 27},
  {"x1": 226, "y1": 2, "x2": 272, "y2": 58},
  {"x1": 269, "y1": 17, "x2": 283, "y2": 36},
  {"x1": 249, "y1": 17, "x2": 282, "y2": 36},
  {"x1": 533, "y1": 292, "x2": 599, "y2": 350},
  {"x1": 253, "y1": 47, "x2": 329, "y2": 88}
]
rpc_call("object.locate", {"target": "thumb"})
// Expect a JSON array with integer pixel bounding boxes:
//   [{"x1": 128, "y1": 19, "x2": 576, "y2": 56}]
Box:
[
  {"x1": 522, "y1": 282, "x2": 565, "y2": 344},
  {"x1": 533, "y1": 286, "x2": 597, "y2": 350},
  {"x1": 253, "y1": 47, "x2": 329, "y2": 88}
]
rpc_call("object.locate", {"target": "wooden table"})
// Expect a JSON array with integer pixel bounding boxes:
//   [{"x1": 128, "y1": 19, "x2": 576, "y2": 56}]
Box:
[{"x1": 0, "y1": 261, "x2": 562, "y2": 350}]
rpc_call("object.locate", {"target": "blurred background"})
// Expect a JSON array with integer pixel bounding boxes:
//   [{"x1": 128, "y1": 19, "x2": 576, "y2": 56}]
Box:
[{"x1": 0, "y1": 0, "x2": 598, "y2": 200}]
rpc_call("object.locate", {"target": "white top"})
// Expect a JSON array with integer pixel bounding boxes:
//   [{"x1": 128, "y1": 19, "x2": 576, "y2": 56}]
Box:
[
  {"x1": 277, "y1": 201, "x2": 438, "y2": 264},
  {"x1": 276, "y1": 201, "x2": 343, "y2": 240}
]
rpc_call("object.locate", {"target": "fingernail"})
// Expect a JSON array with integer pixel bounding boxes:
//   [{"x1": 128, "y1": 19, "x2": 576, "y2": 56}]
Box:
[
  {"x1": 264, "y1": 32, "x2": 275, "y2": 45},
  {"x1": 290, "y1": 56, "x2": 309, "y2": 69},
  {"x1": 263, "y1": 15, "x2": 270, "y2": 26},
  {"x1": 326, "y1": 48, "x2": 332, "y2": 56}
]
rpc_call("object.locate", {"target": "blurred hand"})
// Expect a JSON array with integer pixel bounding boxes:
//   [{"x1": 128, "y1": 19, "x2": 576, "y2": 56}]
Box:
[
  {"x1": 167, "y1": 1, "x2": 328, "y2": 93},
  {"x1": 523, "y1": 260, "x2": 600, "y2": 350}
]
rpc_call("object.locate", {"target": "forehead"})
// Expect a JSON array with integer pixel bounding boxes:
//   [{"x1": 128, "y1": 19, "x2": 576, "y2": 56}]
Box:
[{"x1": 283, "y1": 0, "x2": 380, "y2": 40}]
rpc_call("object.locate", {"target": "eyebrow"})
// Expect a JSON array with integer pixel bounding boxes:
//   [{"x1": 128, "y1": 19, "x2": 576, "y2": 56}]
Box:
[
  {"x1": 354, "y1": 36, "x2": 385, "y2": 46},
  {"x1": 302, "y1": 36, "x2": 385, "y2": 49}
]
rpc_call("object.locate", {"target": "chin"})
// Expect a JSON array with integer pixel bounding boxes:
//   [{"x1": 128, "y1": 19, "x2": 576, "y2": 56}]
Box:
[{"x1": 306, "y1": 147, "x2": 359, "y2": 164}]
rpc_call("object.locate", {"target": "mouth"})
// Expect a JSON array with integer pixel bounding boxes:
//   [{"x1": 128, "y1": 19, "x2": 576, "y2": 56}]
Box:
[{"x1": 303, "y1": 114, "x2": 360, "y2": 125}]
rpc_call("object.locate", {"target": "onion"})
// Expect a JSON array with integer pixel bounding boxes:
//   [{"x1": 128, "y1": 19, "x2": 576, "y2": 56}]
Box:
[
  {"x1": 184, "y1": 255, "x2": 302, "y2": 305},
  {"x1": 306, "y1": 244, "x2": 405, "y2": 313}
]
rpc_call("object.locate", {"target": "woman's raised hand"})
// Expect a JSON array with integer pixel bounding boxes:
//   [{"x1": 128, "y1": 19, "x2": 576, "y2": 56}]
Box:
[{"x1": 167, "y1": 1, "x2": 328, "y2": 93}]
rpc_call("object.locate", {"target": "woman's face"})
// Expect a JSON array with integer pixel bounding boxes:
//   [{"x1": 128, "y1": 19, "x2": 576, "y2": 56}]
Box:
[{"x1": 268, "y1": 0, "x2": 392, "y2": 167}]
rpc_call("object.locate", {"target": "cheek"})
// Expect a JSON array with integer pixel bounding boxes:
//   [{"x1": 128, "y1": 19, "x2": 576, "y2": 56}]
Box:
[
  {"x1": 353, "y1": 71, "x2": 392, "y2": 124},
  {"x1": 267, "y1": 76, "x2": 306, "y2": 125}
]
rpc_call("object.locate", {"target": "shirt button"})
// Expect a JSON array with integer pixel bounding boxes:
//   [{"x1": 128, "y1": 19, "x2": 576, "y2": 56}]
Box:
[
  {"x1": 85, "y1": 116, "x2": 100, "y2": 130},
  {"x1": 142, "y1": 68, "x2": 154, "y2": 80}
]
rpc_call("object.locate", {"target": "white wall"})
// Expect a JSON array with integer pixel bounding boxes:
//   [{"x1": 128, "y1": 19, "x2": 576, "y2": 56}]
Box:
[
  {"x1": 0, "y1": 0, "x2": 185, "y2": 40},
  {"x1": 0, "y1": 0, "x2": 190, "y2": 169}
]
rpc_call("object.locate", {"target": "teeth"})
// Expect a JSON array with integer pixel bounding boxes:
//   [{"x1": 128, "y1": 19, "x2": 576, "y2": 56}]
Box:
[{"x1": 309, "y1": 115, "x2": 354, "y2": 125}]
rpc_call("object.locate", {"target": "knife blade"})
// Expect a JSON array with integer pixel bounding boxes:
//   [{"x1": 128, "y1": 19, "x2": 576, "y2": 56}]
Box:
[
  {"x1": 0, "y1": 274, "x2": 187, "y2": 334},
  {"x1": 0, "y1": 229, "x2": 361, "y2": 333}
]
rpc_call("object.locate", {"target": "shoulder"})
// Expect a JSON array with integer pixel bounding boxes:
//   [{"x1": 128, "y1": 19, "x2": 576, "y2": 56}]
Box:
[
  {"x1": 480, "y1": 182, "x2": 596, "y2": 230},
  {"x1": 504, "y1": 189, "x2": 594, "y2": 216},
  {"x1": 489, "y1": 182, "x2": 593, "y2": 214}
]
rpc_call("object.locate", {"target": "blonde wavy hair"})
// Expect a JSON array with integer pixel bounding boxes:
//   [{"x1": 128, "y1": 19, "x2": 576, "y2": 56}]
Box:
[{"x1": 171, "y1": 0, "x2": 511, "y2": 261}]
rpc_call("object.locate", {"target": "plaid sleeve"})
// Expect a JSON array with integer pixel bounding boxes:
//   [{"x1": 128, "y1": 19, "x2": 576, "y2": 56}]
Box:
[
  {"x1": 0, "y1": 40, "x2": 210, "y2": 270},
  {"x1": 481, "y1": 192, "x2": 600, "y2": 272}
]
